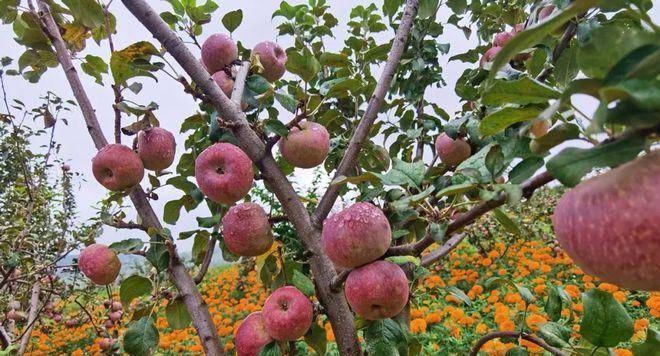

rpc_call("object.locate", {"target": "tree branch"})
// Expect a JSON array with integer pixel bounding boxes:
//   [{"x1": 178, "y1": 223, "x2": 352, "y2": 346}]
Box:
[
  {"x1": 386, "y1": 171, "x2": 554, "y2": 257},
  {"x1": 105, "y1": 220, "x2": 148, "y2": 232},
  {"x1": 194, "y1": 229, "x2": 218, "y2": 284},
  {"x1": 17, "y1": 282, "x2": 40, "y2": 355},
  {"x1": 312, "y1": 0, "x2": 420, "y2": 226},
  {"x1": 469, "y1": 331, "x2": 567, "y2": 356},
  {"x1": 536, "y1": 18, "x2": 580, "y2": 82},
  {"x1": 329, "y1": 269, "x2": 351, "y2": 293},
  {"x1": 420, "y1": 233, "x2": 467, "y2": 267},
  {"x1": 388, "y1": 122, "x2": 660, "y2": 258},
  {"x1": 36, "y1": 2, "x2": 225, "y2": 355},
  {"x1": 120, "y1": 1, "x2": 363, "y2": 353}
]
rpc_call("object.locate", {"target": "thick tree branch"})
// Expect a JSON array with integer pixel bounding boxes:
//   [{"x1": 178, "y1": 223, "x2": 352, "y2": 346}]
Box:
[
  {"x1": 469, "y1": 331, "x2": 567, "y2": 356},
  {"x1": 312, "y1": 0, "x2": 420, "y2": 226},
  {"x1": 36, "y1": 2, "x2": 225, "y2": 355},
  {"x1": 17, "y1": 282, "x2": 40, "y2": 355},
  {"x1": 120, "y1": 1, "x2": 362, "y2": 353}
]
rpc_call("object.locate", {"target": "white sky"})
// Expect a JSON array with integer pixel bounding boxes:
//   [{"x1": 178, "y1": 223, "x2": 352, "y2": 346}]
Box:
[{"x1": 1, "y1": 1, "x2": 653, "y2": 255}]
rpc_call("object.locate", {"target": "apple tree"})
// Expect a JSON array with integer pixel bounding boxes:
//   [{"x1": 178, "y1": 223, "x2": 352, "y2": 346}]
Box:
[{"x1": 1, "y1": 0, "x2": 658, "y2": 355}]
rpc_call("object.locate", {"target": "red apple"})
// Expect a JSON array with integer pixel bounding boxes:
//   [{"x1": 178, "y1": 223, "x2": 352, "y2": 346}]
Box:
[
  {"x1": 137, "y1": 127, "x2": 176, "y2": 171},
  {"x1": 235, "y1": 312, "x2": 273, "y2": 356},
  {"x1": 435, "y1": 133, "x2": 472, "y2": 166},
  {"x1": 222, "y1": 202, "x2": 274, "y2": 256},
  {"x1": 99, "y1": 338, "x2": 116, "y2": 351},
  {"x1": 493, "y1": 31, "x2": 514, "y2": 47},
  {"x1": 530, "y1": 120, "x2": 550, "y2": 138},
  {"x1": 552, "y1": 150, "x2": 660, "y2": 291},
  {"x1": 78, "y1": 244, "x2": 121, "y2": 285},
  {"x1": 322, "y1": 202, "x2": 392, "y2": 268},
  {"x1": 92, "y1": 144, "x2": 144, "y2": 191},
  {"x1": 262, "y1": 286, "x2": 313, "y2": 341},
  {"x1": 109, "y1": 311, "x2": 122, "y2": 323},
  {"x1": 538, "y1": 6, "x2": 556, "y2": 21},
  {"x1": 201, "y1": 33, "x2": 238, "y2": 73},
  {"x1": 212, "y1": 70, "x2": 235, "y2": 97},
  {"x1": 195, "y1": 143, "x2": 254, "y2": 205},
  {"x1": 279, "y1": 121, "x2": 330, "y2": 168},
  {"x1": 252, "y1": 41, "x2": 287, "y2": 82},
  {"x1": 479, "y1": 46, "x2": 502, "y2": 67},
  {"x1": 111, "y1": 301, "x2": 122, "y2": 311},
  {"x1": 344, "y1": 260, "x2": 409, "y2": 320}
]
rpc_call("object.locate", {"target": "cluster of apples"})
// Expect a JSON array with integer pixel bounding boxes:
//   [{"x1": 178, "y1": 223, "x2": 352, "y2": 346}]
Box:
[
  {"x1": 322, "y1": 202, "x2": 410, "y2": 320},
  {"x1": 98, "y1": 300, "x2": 122, "y2": 351},
  {"x1": 235, "y1": 286, "x2": 314, "y2": 355},
  {"x1": 92, "y1": 126, "x2": 176, "y2": 191},
  {"x1": 480, "y1": 6, "x2": 556, "y2": 67}
]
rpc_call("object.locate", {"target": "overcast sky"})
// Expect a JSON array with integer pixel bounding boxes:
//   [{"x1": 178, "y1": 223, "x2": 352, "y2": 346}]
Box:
[{"x1": 2, "y1": 1, "x2": 652, "y2": 256}]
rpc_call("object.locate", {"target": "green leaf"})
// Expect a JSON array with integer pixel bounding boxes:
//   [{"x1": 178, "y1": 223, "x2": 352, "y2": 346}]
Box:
[
  {"x1": 479, "y1": 107, "x2": 542, "y2": 137},
  {"x1": 80, "y1": 55, "x2": 108, "y2": 85},
  {"x1": 192, "y1": 233, "x2": 209, "y2": 264},
  {"x1": 578, "y1": 23, "x2": 654, "y2": 79},
  {"x1": 605, "y1": 44, "x2": 660, "y2": 85},
  {"x1": 580, "y1": 289, "x2": 633, "y2": 347},
  {"x1": 110, "y1": 41, "x2": 160, "y2": 85},
  {"x1": 319, "y1": 52, "x2": 350, "y2": 67},
  {"x1": 418, "y1": 0, "x2": 440, "y2": 18},
  {"x1": 123, "y1": 317, "x2": 159, "y2": 356},
  {"x1": 492, "y1": 208, "x2": 522, "y2": 236},
  {"x1": 286, "y1": 48, "x2": 321, "y2": 82},
  {"x1": 508, "y1": 157, "x2": 544, "y2": 184},
  {"x1": 258, "y1": 341, "x2": 281, "y2": 356},
  {"x1": 482, "y1": 77, "x2": 560, "y2": 106},
  {"x1": 363, "y1": 43, "x2": 392, "y2": 63},
  {"x1": 304, "y1": 322, "x2": 327, "y2": 356},
  {"x1": 165, "y1": 298, "x2": 191, "y2": 330},
  {"x1": 446, "y1": 286, "x2": 471, "y2": 306},
  {"x1": 163, "y1": 199, "x2": 183, "y2": 224},
  {"x1": 555, "y1": 45, "x2": 579, "y2": 86},
  {"x1": 291, "y1": 269, "x2": 315, "y2": 297},
  {"x1": 546, "y1": 137, "x2": 646, "y2": 187},
  {"x1": 505, "y1": 347, "x2": 529, "y2": 356},
  {"x1": 545, "y1": 286, "x2": 563, "y2": 322},
  {"x1": 263, "y1": 119, "x2": 288, "y2": 137},
  {"x1": 376, "y1": 158, "x2": 425, "y2": 189},
  {"x1": 485, "y1": 145, "x2": 505, "y2": 178},
  {"x1": 434, "y1": 182, "x2": 477, "y2": 198},
  {"x1": 529, "y1": 123, "x2": 581, "y2": 154},
  {"x1": 120, "y1": 275, "x2": 152, "y2": 308},
  {"x1": 632, "y1": 328, "x2": 660, "y2": 356},
  {"x1": 62, "y1": 0, "x2": 105, "y2": 28},
  {"x1": 146, "y1": 234, "x2": 170, "y2": 272},
  {"x1": 488, "y1": 0, "x2": 598, "y2": 80},
  {"x1": 364, "y1": 319, "x2": 406, "y2": 356},
  {"x1": 274, "y1": 91, "x2": 297, "y2": 113},
  {"x1": 221, "y1": 9, "x2": 243, "y2": 33},
  {"x1": 109, "y1": 238, "x2": 144, "y2": 254},
  {"x1": 538, "y1": 322, "x2": 572, "y2": 348}
]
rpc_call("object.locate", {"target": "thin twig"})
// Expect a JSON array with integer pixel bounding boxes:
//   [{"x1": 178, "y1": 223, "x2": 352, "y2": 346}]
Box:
[{"x1": 329, "y1": 269, "x2": 351, "y2": 293}]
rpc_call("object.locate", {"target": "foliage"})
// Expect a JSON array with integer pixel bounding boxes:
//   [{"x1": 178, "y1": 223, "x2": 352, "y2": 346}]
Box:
[{"x1": 0, "y1": 0, "x2": 658, "y2": 354}]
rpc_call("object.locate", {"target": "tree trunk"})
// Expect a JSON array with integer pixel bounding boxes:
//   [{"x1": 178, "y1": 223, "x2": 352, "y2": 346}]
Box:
[{"x1": 36, "y1": 2, "x2": 225, "y2": 354}]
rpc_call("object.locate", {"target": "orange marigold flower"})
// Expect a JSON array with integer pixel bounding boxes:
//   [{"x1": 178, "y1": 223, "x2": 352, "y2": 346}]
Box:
[
  {"x1": 476, "y1": 323, "x2": 488, "y2": 334},
  {"x1": 634, "y1": 319, "x2": 649, "y2": 332},
  {"x1": 425, "y1": 312, "x2": 442, "y2": 325},
  {"x1": 614, "y1": 349, "x2": 633, "y2": 356},
  {"x1": 410, "y1": 318, "x2": 427, "y2": 334}
]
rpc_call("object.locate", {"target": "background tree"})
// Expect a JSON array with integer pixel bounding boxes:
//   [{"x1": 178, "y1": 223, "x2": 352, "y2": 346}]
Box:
[{"x1": 0, "y1": 0, "x2": 658, "y2": 355}]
